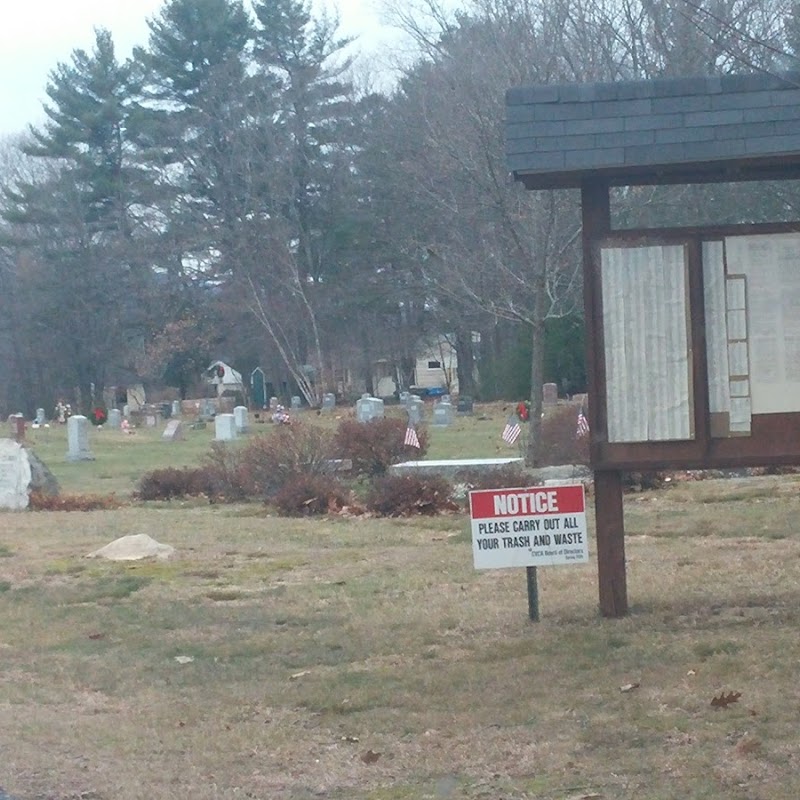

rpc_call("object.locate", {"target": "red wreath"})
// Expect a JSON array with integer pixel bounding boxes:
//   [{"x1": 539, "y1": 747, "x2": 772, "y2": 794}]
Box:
[
  {"x1": 216, "y1": 365, "x2": 225, "y2": 378},
  {"x1": 516, "y1": 401, "x2": 530, "y2": 422}
]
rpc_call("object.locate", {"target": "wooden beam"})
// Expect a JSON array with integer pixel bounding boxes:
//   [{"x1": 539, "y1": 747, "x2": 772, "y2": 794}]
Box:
[{"x1": 581, "y1": 178, "x2": 628, "y2": 618}]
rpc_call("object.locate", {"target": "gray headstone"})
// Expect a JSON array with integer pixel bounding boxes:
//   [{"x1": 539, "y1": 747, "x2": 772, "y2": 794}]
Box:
[
  {"x1": 399, "y1": 391, "x2": 411, "y2": 404},
  {"x1": 66, "y1": 415, "x2": 94, "y2": 461},
  {"x1": 356, "y1": 396, "x2": 384, "y2": 423},
  {"x1": 122, "y1": 404, "x2": 130, "y2": 418},
  {"x1": 407, "y1": 397, "x2": 424, "y2": 425},
  {"x1": 107, "y1": 408, "x2": 122, "y2": 429},
  {"x1": 291, "y1": 395, "x2": 302, "y2": 410},
  {"x1": 0, "y1": 439, "x2": 32, "y2": 510},
  {"x1": 171, "y1": 400, "x2": 182, "y2": 417},
  {"x1": 457, "y1": 396, "x2": 474, "y2": 415},
  {"x1": 35, "y1": 408, "x2": 46, "y2": 425},
  {"x1": 145, "y1": 415, "x2": 157, "y2": 428},
  {"x1": 214, "y1": 413, "x2": 237, "y2": 441},
  {"x1": 441, "y1": 394, "x2": 451, "y2": 404},
  {"x1": 233, "y1": 405, "x2": 249, "y2": 433},
  {"x1": 543, "y1": 382, "x2": 558, "y2": 405},
  {"x1": 321, "y1": 393, "x2": 336, "y2": 411},
  {"x1": 432, "y1": 401, "x2": 454, "y2": 427},
  {"x1": 162, "y1": 420, "x2": 185, "y2": 441},
  {"x1": 370, "y1": 397, "x2": 384, "y2": 419}
]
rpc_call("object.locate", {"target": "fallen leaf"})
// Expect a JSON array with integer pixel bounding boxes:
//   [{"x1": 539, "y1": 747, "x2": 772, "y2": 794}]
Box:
[
  {"x1": 174, "y1": 655, "x2": 194, "y2": 664},
  {"x1": 711, "y1": 690, "x2": 742, "y2": 709},
  {"x1": 88, "y1": 633, "x2": 105, "y2": 640},
  {"x1": 687, "y1": 669, "x2": 696, "y2": 676},
  {"x1": 361, "y1": 749, "x2": 381, "y2": 764},
  {"x1": 620, "y1": 682, "x2": 641, "y2": 693}
]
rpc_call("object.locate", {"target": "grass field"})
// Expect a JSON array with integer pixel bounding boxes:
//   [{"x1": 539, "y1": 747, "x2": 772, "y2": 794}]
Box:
[{"x1": 2, "y1": 410, "x2": 800, "y2": 799}]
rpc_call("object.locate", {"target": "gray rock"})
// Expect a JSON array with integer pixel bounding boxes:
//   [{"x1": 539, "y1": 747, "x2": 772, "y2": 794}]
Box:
[{"x1": 26, "y1": 447, "x2": 60, "y2": 497}]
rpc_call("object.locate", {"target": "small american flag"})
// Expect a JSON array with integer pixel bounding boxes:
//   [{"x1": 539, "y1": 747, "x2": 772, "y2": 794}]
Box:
[
  {"x1": 502, "y1": 416, "x2": 522, "y2": 446},
  {"x1": 576, "y1": 408, "x2": 590, "y2": 438},
  {"x1": 404, "y1": 425, "x2": 421, "y2": 449}
]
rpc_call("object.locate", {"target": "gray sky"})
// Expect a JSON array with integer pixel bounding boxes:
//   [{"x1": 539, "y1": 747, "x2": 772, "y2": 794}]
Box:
[{"x1": 0, "y1": 0, "x2": 399, "y2": 137}]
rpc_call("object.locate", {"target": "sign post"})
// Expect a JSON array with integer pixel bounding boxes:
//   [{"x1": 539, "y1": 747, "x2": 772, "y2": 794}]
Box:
[{"x1": 469, "y1": 485, "x2": 589, "y2": 619}]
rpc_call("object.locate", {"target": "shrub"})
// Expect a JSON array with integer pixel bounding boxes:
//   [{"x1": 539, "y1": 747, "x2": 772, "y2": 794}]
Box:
[
  {"x1": 135, "y1": 467, "x2": 216, "y2": 501},
  {"x1": 453, "y1": 465, "x2": 533, "y2": 510},
  {"x1": 29, "y1": 491, "x2": 124, "y2": 511},
  {"x1": 334, "y1": 417, "x2": 430, "y2": 477},
  {"x1": 202, "y1": 442, "x2": 250, "y2": 500},
  {"x1": 538, "y1": 404, "x2": 590, "y2": 466},
  {"x1": 273, "y1": 474, "x2": 351, "y2": 516},
  {"x1": 232, "y1": 423, "x2": 336, "y2": 498},
  {"x1": 366, "y1": 473, "x2": 457, "y2": 517}
]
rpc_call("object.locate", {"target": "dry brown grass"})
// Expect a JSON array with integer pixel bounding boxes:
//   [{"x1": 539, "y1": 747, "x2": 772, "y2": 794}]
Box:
[{"x1": 1, "y1": 474, "x2": 800, "y2": 799}]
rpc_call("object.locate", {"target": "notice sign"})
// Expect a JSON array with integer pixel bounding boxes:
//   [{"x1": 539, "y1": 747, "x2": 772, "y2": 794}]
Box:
[{"x1": 469, "y1": 485, "x2": 589, "y2": 569}]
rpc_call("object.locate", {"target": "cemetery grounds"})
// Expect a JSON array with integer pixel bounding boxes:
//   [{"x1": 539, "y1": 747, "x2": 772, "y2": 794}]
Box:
[{"x1": 1, "y1": 412, "x2": 800, "y2": 799}]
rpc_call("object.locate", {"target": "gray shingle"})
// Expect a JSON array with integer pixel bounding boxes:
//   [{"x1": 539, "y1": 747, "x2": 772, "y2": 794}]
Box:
[{"x1": 506, "y1": 71, "x2": 800, "y2": 186}]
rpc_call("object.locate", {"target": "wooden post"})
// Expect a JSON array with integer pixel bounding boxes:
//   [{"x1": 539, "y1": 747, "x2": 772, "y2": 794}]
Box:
[
  {"x1": 594, "y1": 470, "x2": 627, "y2": 617},
  {"x1": 581, "y1": 179, "x2": 629, "y2": 618}
]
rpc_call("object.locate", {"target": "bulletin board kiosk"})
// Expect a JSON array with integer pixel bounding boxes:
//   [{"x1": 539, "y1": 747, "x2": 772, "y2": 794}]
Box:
[{"x1": 506, "y1": 71, "x2": 800, "y2": 616}]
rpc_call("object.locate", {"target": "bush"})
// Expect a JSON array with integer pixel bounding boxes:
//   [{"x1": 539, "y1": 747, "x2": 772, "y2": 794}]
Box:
[
  {"x1": 334, "y1": 417, "x2": 430, "y2": 476},
  {"x1": 202, "y1": 442, "x2": 250, "y2": 500},
  {"x1": 273, "y1": 474, "x2": 351, "y2": 516},
  {"x1": 366, "y1": 473, "x2": 457, "y2": 517},
  {"x1": 29, "y1": 491, "x2": 124, "y2": 511},
  {"x1": 453, "y1": 464, "x2": 530, "y2": 492},
  {"x1": 538, "y1": 404, "x2": 590, "y2": 466},
  {"x1": 232, "y1": 423, "x2": 336, "y2": 498},
  {"x1": 135, "y1": 467, "x2": 217, "y2": 501}
]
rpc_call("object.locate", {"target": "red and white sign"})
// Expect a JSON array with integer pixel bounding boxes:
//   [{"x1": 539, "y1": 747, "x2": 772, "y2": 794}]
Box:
[{"x1": 469, "y1": 485, "x2": 589, "y2": 569}]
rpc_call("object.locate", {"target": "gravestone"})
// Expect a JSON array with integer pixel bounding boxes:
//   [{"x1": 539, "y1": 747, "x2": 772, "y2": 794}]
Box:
[
  {"x1": 122, "y1": 404, "x2": 130, "y2": 418},
  {"x1": 107, "y1": 408, "x2": 122, "y2": 429},
  {"x1": 356, "y1": 396, "x2": 384, "y2": 423},
  {"x1": 215, "y1": 413, "x2": 237, "y2": 441},
  {"x1": 251, "y1": 367, "x2": 266, "y2": 409},
  {"x1": 457, "y1": 396, "x2": 474, "y2": 415},
  {"x1": 0, "y1": 439, "x2": 32, "y2": 510},
  {"x1": 201, "y1": 399, "x2": 215, "y2": 419},
  {"x1": 432, "y1": 401, "x2": 454, "y2": 427},
  {"x1": 145, "y1": 414, "x2": 157, "y2": 427},
  {"x1": 407, "y1": 396, "x2": 424, "y2": 425},
  {"x1": 269, "y1": 396, "x2": 279, "y2": 411},
  {"x1": 542, "y1": 382, "x2": 558, "y2": 405},
  {"x1": 233, "y1": 405, "x2": 249, "y2": 433},
  {"x1": 66, "y1": 415, "x2": 94, "y2": 461},
  {"x1": 441, "y1": 394, "x2": 451, "y2": 404},
  {"x1": 321, "y1": 393, "x2": 336, "y2": 412},
  {"x1": 35, "y1": 408, "x2": 46, "y2": 425},
  {"x1": 291, "y1": 396, "x2": 302, "y2": 410},
  {"x1": 399, "y1": 391, "x2": 410, "y2": 405},
  {"x1": 171, "y1": 400, "x2": 182, "y2": 418},
  {"x1": 8, "y1": 414, "x2": 25, "y2": 442},
  {"x1": 162, "y1": 420, "x2": 185, "y2": 441}
]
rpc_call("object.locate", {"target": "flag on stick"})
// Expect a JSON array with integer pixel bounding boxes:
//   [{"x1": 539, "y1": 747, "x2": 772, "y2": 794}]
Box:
[
  {"x1": 576, "y1": 408, "x2": 590, "y2": 438},
  {"x1": 502, "y1": 415, "x2": 522, "y2": 446},
  {"x1": 404, "y1": 424, "x2": 421, "y2": 449}
]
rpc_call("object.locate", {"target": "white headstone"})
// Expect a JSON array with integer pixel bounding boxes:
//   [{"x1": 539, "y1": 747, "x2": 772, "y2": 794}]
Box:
[
  {"x1": 321, "y1": 393, "x2": 336, "y2": 411},
  {"x1": 356, "y1": 396, "x2": 384, "y2": 423},
  {"x1": 432, "y1": 401, "x2": 454, "y2": 427},
  {"x1": 66, "y1": 415, "x2": 94, "y2": 461},
  {"x1": 122, "y1": 404, "x2": 130, "y2": 418},
  {"x1": 269, "y1": 396, "x2": 279, "y2": 411},
  {"x1": 233, "y1": 405, "x2": 249, "y2": 433},
  {"x1": 291, "y1": 395, "x2": 302, "y2": 410},
  {"x1": 0, "y1": 439, "x2": 32, "y2": 510},
  {"x1": 171, "y1": 400, "x2": 182, "y2": 417},
  {"x1": 107, "y1": 408, "x2": 122, "y2": 429},
  {"x1": 35, "y1": 408, "x2": 46, "y2": 425},
  {"x1": 162, "y1": 420, "x2": 185, "y2": 441},
  {"x1": 407, "y1": 397, "x2": 424, "y2": 425},
  {"x1": 145, "y1": 415, "x2": 157, "y2": 427},
  {"x1": 215, "y1": 413, "x2": 237, "y2": 441},
  {"x1": 370, "y1": 397, "x2": 385, "y2": 419}
]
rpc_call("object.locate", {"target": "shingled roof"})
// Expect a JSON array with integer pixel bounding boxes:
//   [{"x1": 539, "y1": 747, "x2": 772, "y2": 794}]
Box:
[{"x1": 507, "y1": 72, "x2": 800, "y2": 189}]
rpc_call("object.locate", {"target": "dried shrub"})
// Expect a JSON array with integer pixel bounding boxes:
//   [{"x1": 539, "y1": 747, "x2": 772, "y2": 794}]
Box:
[
  {"x1": 366, "y1": 473, "x2": 457, "y2": 517},
  {"x1": 202, "y1": 442, "x2": 250, "y2": 500},
  {"x1": 135, "y1": 467, "x2": 217, "y2": 501},
  {"x1": 272, "y1": 474, "x2": 351, "y2": 516},
  {"x1": 29, "y1": 491, "x2": 124, "y2": 511},
  {"x1": 233, "y1": 423, "x2": 336, "y2": 498},
  {"x1": 622, "y1": 471, "x2": 669, "y2": 492},
  {"x1": 538, "y1": 404, "x2": 590, "y2": 466},
  {"x1": 334, "y1": 418, "x2": 430, "y2": 477}
]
